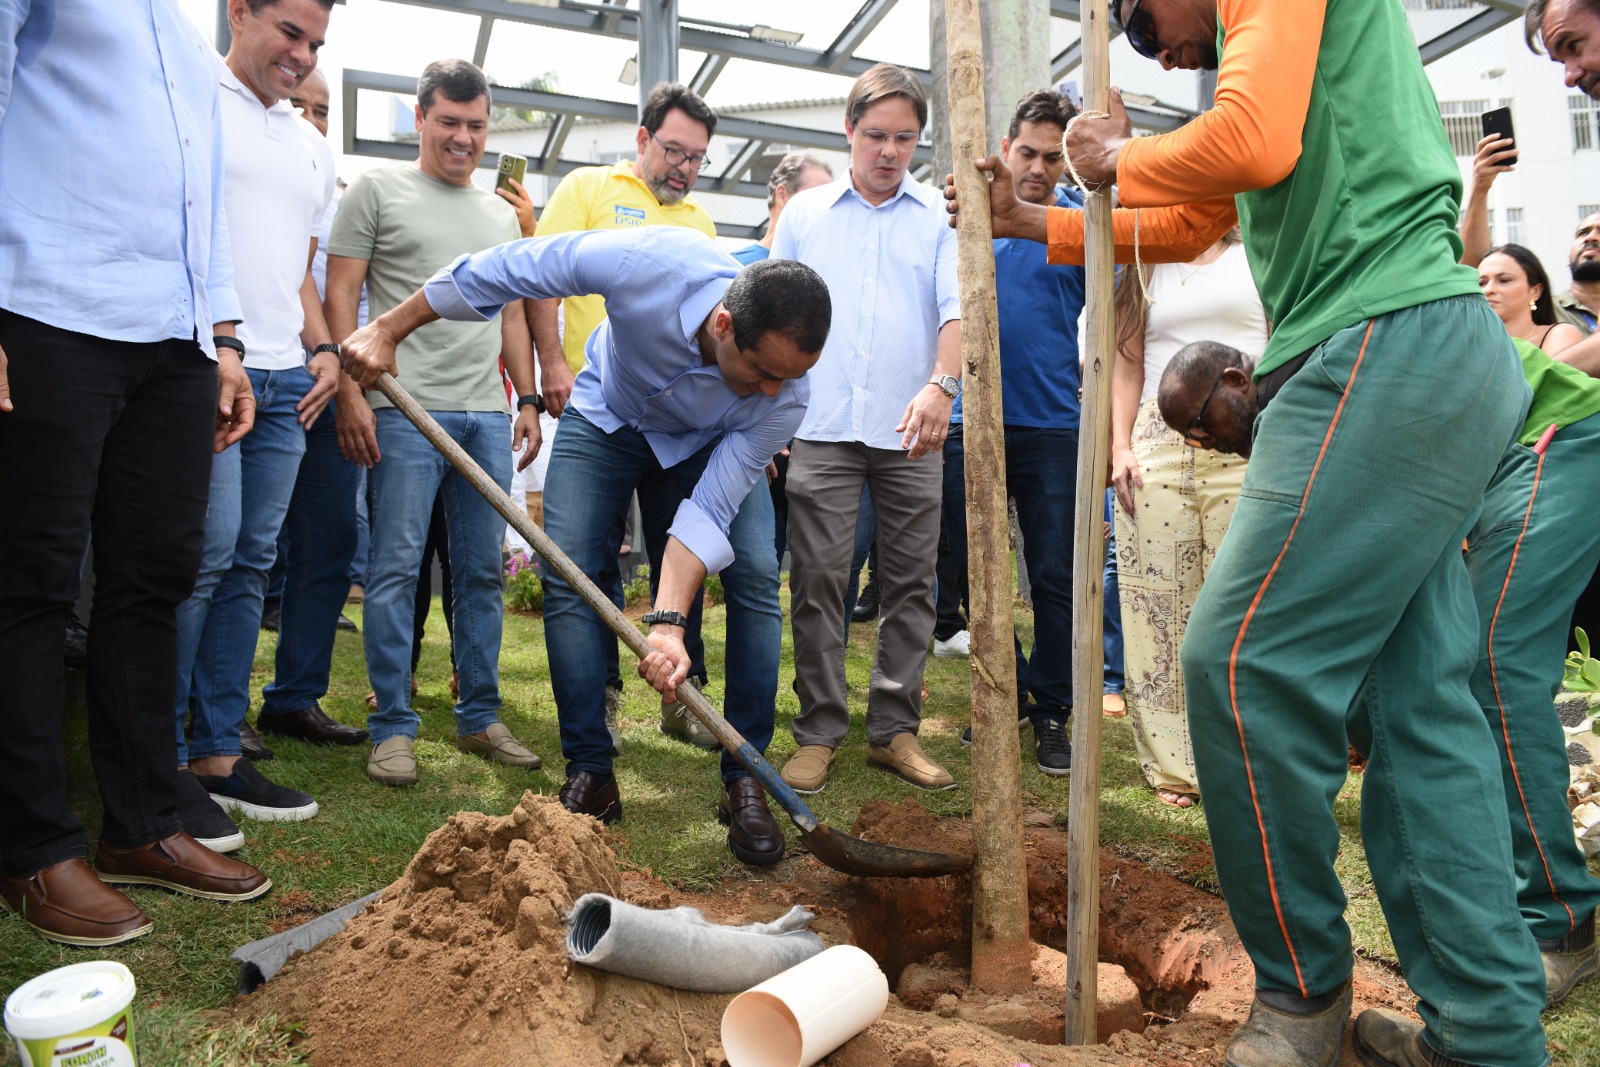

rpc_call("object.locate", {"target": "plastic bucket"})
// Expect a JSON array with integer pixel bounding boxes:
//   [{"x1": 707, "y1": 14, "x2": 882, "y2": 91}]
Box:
[
  {"x1": 721, "y1": 945, "x2": 888, "y2": 1067},
  {"x1": 4, "y1": 961, "x2": 138, "y2": 1067}
]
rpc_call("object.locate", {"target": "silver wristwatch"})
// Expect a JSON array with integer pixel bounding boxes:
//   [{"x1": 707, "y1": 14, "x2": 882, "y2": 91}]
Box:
[{"x1": 930, "y1": 374, "x2": 960, "y2": 399}]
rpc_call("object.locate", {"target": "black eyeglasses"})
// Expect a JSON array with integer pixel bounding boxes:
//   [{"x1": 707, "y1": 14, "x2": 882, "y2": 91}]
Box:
[
  {"x1": 649, "y1": 131, "x2": 711, "y2": 170},
  {"x1": 1114, "y1": 0, "x2": 1163, "y2": 61},
  {"x1": 1184, "y1": 370, "x2": 1226, "y2": 443}
]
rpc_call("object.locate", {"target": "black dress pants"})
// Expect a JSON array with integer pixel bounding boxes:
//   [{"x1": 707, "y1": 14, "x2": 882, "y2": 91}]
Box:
[{"x1": 0, "y1": 311, "x2": 216, "y2": 875}]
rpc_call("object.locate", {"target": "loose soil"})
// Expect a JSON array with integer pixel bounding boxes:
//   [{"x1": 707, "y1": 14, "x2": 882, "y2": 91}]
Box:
[{"x1": 233, "y1": 794, "x2": 1416, "y2": 1066}]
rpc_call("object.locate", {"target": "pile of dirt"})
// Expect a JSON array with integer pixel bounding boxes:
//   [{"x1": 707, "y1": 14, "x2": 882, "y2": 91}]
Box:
[
  {"x1": 234, "y1": 793, "x2": 1417, "y2": 1067},
  {"x1": 236, "y1": 793, "x2": 732, "y2": 1067}
]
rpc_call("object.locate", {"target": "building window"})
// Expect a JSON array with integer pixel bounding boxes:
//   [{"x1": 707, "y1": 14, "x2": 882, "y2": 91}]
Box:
[
  {"x1": 1506, "y1": 207, "x2": 1525, "y2": 245},
  {"x1": 1572, "y1": 95, "x2": 1600, "y2": 151},
  {"x1": 1486, "y1": 207, "x2": 1496, "y2": 244},
  {"x1": 1440, "y1": 99, "x2": 1489, "y2": 157}
]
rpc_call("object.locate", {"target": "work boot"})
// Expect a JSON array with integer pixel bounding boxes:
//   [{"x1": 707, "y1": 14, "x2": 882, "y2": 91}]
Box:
[
  {"x1": 1225, "y1": 980, "x2": 1350, "y2": 1067},
  {"x1": 660, "y1": 676, "x2": 718, "y2": 750},
  {"x1": 604, "y1": 682, "x2": 624, "y2": 756},
  {"x1": 1351, "y1": 1009, "x2": 1476, "y2": 1067},
  {"x1": 1540, "y1": 908, "x2": 1599, "y2": 1008}
]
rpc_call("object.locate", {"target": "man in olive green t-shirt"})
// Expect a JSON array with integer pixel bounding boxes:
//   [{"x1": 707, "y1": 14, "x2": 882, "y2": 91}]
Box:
[
  {"x1": 953, "y1": 0, "x2": 1551, "y2": 1063},
  {"x1": 326, "y1": 59, "x2": 542, "y2": 788}
]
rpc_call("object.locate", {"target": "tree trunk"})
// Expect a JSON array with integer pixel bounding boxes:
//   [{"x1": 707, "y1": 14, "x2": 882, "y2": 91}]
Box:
[
  {"x1": 942, "y1": 0, "x2": 1031, "y2": 996},
  {"x1": 1065, "y1": 0, "x2": 1115, "y2": 1045}
]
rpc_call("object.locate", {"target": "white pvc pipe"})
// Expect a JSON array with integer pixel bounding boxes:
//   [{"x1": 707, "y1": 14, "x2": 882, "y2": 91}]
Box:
[{"x1": 720, "y1": 945, "x2": 888, "y2": 1067}]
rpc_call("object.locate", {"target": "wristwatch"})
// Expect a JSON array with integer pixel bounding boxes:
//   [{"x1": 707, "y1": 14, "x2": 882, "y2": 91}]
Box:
[
  {"x1": 930, "y1": 374, "x2": 960, "y2": 399},
  {"x1": 516, "y1": 393, "x2": 546, "y2": 414},
  {"x1": 312, "y1": 342, "x2": 342, "y2": 358},
  {"x1": 641, "y1": 609, "x2": 690, "y2": 629}
]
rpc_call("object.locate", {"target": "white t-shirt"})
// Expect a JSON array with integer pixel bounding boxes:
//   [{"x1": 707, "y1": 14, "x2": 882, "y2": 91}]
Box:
[
  {"x1": 218, "y1": 62, "x2": 336, "y2": 370},
  {"x1": 1140, "y1": 241, "x2": 1269, "y2": 403}
]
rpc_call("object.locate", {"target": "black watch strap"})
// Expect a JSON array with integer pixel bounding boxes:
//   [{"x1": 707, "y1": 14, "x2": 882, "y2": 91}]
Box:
[
  {"x1": 516, "y1": 393, "x2": 545, "y2": 413},
  {"x1": 641, "y1": 609, "x2": 690, "y2": 629},
  {"x1": 312, "y1": 342, "x2": 341, "y2": 357},
  {"x1": 213, "y1": 335, "x2": 245, "y2": 356}
]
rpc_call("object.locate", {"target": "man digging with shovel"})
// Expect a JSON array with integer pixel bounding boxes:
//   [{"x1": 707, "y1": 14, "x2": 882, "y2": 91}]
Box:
[
  {"x1": 948, "y1": 0, "x2": 1551, "y2": 1063},
  {"x1": 339, "y1": 225, "x2": 831, "y2": 867}
]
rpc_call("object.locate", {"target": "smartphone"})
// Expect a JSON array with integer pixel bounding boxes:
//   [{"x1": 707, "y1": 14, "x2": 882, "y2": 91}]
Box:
[
  {"x1": 1481, "y1": 107, "x2": 1516, "y2": 165},
  {"x1": 495, "y1": 152, "x2": 528, "y2": 194}
]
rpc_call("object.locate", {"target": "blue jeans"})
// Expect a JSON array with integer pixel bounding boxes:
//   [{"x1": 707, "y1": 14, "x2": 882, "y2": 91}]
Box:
[
  {"x1": 350, "y1": 467, "x2": 370, "y2": 587},
  {"x1": 1103, "y1": 488, "x2": 1124, "y2": 694},
  {"x1": 544, "y1": 410, "x2": 779, "y2": 782},
  {"x1": 939, "y1": 424, "x2": 1077, "y2": 721},
  {"x1": 174, "y1": 443, "x2": 241, "y2": 763},
  {"x1": 365, "y1": 408, "x2": 511, "y2": 743},
  {"x1": 184, "y1": 367, "x2": 313, "y2": 760},
  {"x1": 261, "y1": 401, "x2": 360, "y2": 715}
]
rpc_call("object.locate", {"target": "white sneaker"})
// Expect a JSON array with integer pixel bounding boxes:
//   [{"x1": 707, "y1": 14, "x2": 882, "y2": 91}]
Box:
[{"x1": 932, "y1": 630, "x2": 971, "y2": 657}]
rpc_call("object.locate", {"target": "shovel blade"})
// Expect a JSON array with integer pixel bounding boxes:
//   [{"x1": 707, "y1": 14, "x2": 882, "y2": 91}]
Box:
[{"x1": 798, "y1": 823, "x2": 972, "y2": 878}]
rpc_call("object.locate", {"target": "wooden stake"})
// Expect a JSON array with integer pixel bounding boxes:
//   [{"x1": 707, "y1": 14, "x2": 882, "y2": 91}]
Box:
[
  {"x1": 1065, "y1": 0, "x2": 1115, "y2": 1045},
  {"x1": 943, "y1": 0, "x2": 1030, "y2": 995}
]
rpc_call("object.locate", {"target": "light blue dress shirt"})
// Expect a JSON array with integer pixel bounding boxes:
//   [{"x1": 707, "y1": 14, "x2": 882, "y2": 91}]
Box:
[
  {"x1": 769, "y1": 172, "x2": 959, "y2": 449},
  {"x1": 0, "y1": 0, "x2": 240, "y2": 356},
  {"x1": 424, "y1": 227, "x2": 809, "y2": 573}
]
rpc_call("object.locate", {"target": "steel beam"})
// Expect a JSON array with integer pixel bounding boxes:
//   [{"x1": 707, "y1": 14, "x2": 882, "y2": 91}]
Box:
[
  {"x1": 637, "y1": 0, "x2": 678, "y2": 112},
  {"x1": 1417, "y1": 6, "x2": 1518, "y2": 65},
  {"x1": 472, "y1": 14, "x2": 494, "y2": 66},
  {"x1": 823, "y1": 0, "x2": 899, "y2": 71},
  {"x1": 688, "y1": 53, "x2": 729, "y2": 97},
  {"x1": 539, "y1": 114, "x2": 574, "y2": 172},
  {"x1": 712, "y1": 139, "x2": 767, "y2": 193}
]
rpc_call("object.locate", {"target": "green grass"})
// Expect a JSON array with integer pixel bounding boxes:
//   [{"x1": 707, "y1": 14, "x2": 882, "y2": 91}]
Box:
[{"x1": 2, "y1": 591, "x2": 1597, "y2": 1065}]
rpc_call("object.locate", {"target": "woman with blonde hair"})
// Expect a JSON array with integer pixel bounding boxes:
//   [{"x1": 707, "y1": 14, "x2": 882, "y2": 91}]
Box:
[{"x1": 1109, "y1": 229, "x2": 1268, "y2": 807}]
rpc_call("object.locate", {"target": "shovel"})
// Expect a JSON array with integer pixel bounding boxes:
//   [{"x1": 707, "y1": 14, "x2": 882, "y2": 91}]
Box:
[{"x1": 373, "y1": 373, "x2": 971, "y2": 879}]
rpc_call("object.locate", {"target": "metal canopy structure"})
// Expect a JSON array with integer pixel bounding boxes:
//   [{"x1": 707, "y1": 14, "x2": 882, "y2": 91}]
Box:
[{"x1": 334, "y1": 0, "x2": 1524, "y2": 229}]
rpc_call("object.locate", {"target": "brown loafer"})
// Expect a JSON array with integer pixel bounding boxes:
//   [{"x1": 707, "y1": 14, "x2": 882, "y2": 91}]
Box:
[
  {"x1": 256, "y1": 703, "x2": 368, "y2": 746},
  {"x1": 780, "y1": 744, "x2": 836, "y2": 795},
  {"x1": 0, "y1": 858, "x2": 151, "y2": 947},
  {"x1": 456, "y1": 722, "x2": 542, "y2": 769},
  {"x1": 95, "y1": 832, "x2": 271, "y2": 902},
  {"x1": 868, "y1": 733, "x2": 955, "y2": 791},
  {"x1": 558, "y1": 771, "x2": 621, "y2": 824},
  {"x1": 718, "y1": 777, "x2": 785, "y2": 866},
  {"x1": 239, "y1": 720, "x2": 274, "y2": 762}
]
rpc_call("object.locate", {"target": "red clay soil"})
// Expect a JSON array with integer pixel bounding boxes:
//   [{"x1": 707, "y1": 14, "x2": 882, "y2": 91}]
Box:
[{"x1": 232, "y1": 794, "x2": 1417, "y2": 1067}]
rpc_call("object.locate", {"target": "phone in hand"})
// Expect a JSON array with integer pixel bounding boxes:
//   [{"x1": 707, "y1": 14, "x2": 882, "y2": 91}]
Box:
[
  {"x1": 495, "y1": 152, "x2": 528, "y2": 195},
  {"x1": 1481, "y1": 107, "x2": 1516, "y2": 165}
]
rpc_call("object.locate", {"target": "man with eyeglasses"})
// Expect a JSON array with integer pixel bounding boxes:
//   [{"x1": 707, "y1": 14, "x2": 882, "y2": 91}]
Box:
[
  {"x1": 947, "y1": 0, "x2": 1548, "y2": 1064},
  {"x1": 770, "y1": 63, "x2": 962, "y2": 797}
]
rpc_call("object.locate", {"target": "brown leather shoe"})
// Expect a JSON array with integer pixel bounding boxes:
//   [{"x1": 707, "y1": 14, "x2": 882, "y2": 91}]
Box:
[
  {"x1": 718, "y1": 778, "x2": 785, "y2": 866},
  {"x1": 239, "y1": 720, "x2": 274, "y2": 762},
  {"x1": 257, "y1": 703, "x2": 368, "y2": 746},
  {"x1": 0, "y1": 859, "x2": 151, "y2": 947},
  {"x1": 95, "y1": 832, "x2": 271, "y2": 902},
  {"x1": 868, "y1": 733, "x2": 956, "y2": 791},
  {"x1": 558, "y1": 771, "x2": 621, "y2": 824}
]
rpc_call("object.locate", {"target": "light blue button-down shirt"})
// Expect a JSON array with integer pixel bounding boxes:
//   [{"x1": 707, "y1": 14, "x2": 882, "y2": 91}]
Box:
[
  {"x1": 0, "y1": 0, "x2": 240, "y2": 356},
  {"x1": 769, "y1": 172, "x2": 959, "y2": 449},
  {"x1": 424, "y1": 227, "x2": 809, "y2": 573}
]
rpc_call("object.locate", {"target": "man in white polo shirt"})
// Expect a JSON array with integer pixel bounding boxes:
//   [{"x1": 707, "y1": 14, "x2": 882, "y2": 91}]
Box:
[{"x1": 172, "y1": 0, "x2": 341, "y2": 847}]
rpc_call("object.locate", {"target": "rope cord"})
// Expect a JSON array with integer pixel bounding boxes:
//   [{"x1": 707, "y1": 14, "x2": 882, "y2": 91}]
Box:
[{"x1": 1061, "y1": 111, "x2": 1153, "y2": 307}]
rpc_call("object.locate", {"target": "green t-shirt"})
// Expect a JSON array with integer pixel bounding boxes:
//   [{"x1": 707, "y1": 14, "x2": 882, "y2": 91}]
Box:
[
  {"x1": 329, "y1": 165, "x2": 520, "y2": 411},
  {"x1": 1229, "y1": 0, "x2": 1483, "y2": 376},
  {"x1": 1513, "y1": 337, "x2": 1600, "y2": 446}
]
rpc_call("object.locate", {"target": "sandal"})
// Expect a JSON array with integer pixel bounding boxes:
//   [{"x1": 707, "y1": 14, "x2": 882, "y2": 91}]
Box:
[{"x1": 1156, "y1": 788, "x2": 1198, "y2": 808}]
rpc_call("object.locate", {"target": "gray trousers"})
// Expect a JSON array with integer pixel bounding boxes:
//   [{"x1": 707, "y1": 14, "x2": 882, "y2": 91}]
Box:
[{"x1": 786, "y1": 439, "x2": 941, "y2": 747}]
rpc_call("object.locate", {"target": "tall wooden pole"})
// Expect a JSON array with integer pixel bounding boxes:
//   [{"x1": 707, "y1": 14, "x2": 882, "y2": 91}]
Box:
[
  {"x1": 1065, "y1": 0, "x2": 1115, "y2": 1046},
  {"x1": 944, "y1": 0, "x2": 1031, "y2": 995}
]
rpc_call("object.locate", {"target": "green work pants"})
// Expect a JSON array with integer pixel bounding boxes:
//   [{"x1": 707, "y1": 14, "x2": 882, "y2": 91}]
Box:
[
  {"x1": 1467, "y1": 415, "x2": 1600, "y2": 945},
  {"x1": 1181, "y1": 295, "x2": 1548, "y2": 1066}
]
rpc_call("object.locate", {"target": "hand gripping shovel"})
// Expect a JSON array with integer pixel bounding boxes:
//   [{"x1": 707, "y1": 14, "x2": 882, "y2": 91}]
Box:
[{"x1": 374, "y1": 373, "x2": 970, "y2": 879}]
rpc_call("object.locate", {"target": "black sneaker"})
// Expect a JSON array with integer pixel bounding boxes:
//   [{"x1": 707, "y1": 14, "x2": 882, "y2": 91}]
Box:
[
  {"x1": 260, "y1": 600, "x2": 281, "y2": 632},
  {"x1": 851, "y1": 578, "x2": 880, "y2": 622},
  {"x1": 1033, "y1": 717, "x2": 1072, "y2": 777},
  {"x1": 175, "y1": 770, "x2": 244, "y2": 853},
  {"x1": 336, "y1": 613, "x2": 358, "y2": 633},
  {"x1": 196, "y1": 760, "x2": 318, "y2": 822}
]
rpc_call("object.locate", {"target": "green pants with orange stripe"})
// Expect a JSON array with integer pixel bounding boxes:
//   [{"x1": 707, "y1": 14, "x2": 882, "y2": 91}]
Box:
[
  {"x1": 1181, "y1": 295, "x2": 1548, "y2": 1066},
  {"x1": 1467, "y1": 415, "x2": 1600, "y2": 947}
]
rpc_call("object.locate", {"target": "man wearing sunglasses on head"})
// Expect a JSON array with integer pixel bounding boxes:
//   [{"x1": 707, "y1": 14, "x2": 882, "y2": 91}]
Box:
[{"x1": 948, "y1": 2, "x2": 1547, "y2": 1066}]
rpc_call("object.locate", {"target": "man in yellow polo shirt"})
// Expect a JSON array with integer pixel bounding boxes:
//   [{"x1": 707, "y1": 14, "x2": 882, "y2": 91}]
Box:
[{"x1": 532, "y1": 82, "x2": 745, "y2": 757}]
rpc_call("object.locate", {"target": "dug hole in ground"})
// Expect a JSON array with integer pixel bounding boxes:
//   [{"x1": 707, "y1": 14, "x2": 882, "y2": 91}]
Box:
[{"x1": 233, "y1": 793, "x2": 1417, "y2": 1066}]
